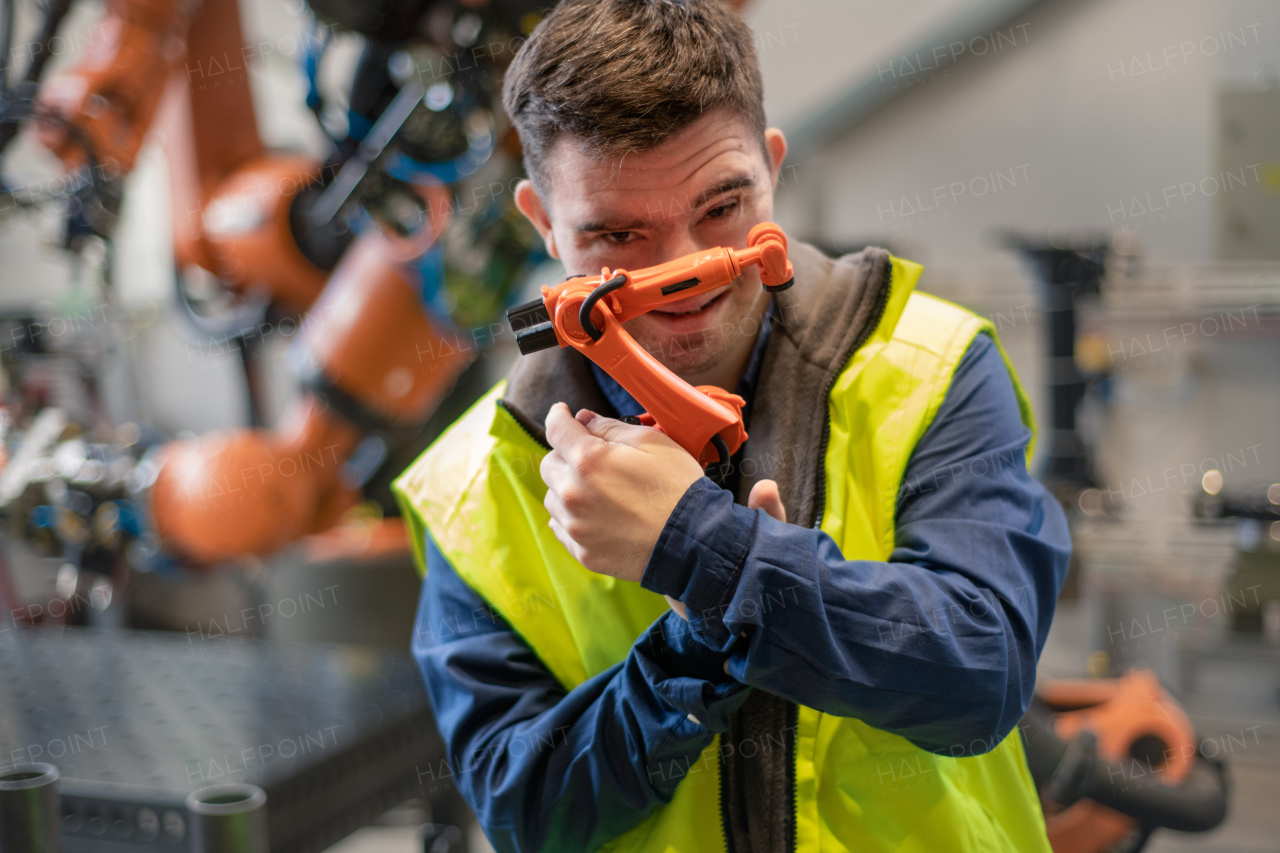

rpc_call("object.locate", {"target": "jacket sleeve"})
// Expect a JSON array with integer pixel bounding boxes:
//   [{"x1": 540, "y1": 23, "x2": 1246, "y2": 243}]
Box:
[
  {"x1": 640, "y1": 333, "x2": 1072, "y2": 756},
  {"x1": 412, "y1": 532, "x2": 749, "y2": 853}
]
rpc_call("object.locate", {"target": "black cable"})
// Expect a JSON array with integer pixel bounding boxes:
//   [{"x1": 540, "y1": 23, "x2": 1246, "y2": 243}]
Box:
[
  {"x1": 21, "y1": 0, "x2": 71, "y2": 84},
  {"x1": 0, "y1": 97, "x2": 99, "y2": 175},
  {"x1": 0, "y1": 99, "x2": 105, "y2": 203},
  {"x1": 0, "y1": 0, "x2": 73, "y2": 154},
  {"x1": 578, "y1": 273, "x2": 627, "y2": 341},
  {"x1": 235, "y1": 334, "x2": 265, "y2": 428},
  {"x1": 301, "y1": 17, "x2": 340, "y2": 150},
  {"x1": 172, "y1": 264, "x2": 276, "y2": 429},
  {"x1": 171, "y1": 264, "x2": 270, "y2": 341},
  {"x1": 705, "y1": 434, "x2": 732, "y2": 485}
]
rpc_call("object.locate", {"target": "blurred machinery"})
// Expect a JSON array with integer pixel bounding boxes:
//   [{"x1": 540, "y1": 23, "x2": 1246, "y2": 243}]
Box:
[
  {"x1": 1002, "y1": 236, "x2": 1255, "y2": 852},
  {"x1": 0, "y1": 628, "x2": 462, "y2": 853},
  {"x1": 1005, "y1": 232, "x2": 1280, "y2": 645},
  {"x1": 1004, "y1": 236, "x2": 1112, "y2": 506},
  {"x1": 1194, "y1": 480, "x2": 1280, "y2": 637},
  {"x1": 0, "y1": 0, "x2": 546, "y2": 609},
  {"x1": 0, "y1": 2, "x2": 548, "y2": 847},
  {"x1": 0, "y1": 406, "x2": 150, "y2": 629},
  {"x1": 1023, "y1": 669, "x2": 1229, "y2": 853}
]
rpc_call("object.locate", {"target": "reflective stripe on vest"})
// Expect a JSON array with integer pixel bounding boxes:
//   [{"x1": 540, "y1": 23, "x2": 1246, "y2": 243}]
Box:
[{"x1": 393, "y1": 256, "x2": 1052, "y2": 853}]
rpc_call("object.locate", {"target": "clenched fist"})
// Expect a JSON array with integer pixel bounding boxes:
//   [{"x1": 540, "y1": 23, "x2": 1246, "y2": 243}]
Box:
[
  {"x1": 540, "y1": 402, "x2": 790, "y2": 616},
  {"x1": 541, "y1": 403, "x2": 704, "y2": 583}
]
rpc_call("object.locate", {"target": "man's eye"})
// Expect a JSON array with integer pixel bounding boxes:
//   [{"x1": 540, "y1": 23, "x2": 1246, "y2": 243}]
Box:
[
  {"x1": 704, "y1": 201, "x2": 738, "y2": 221},
  {"x1": 603, "y1": 231, "x2": 634, "y2": 245}
]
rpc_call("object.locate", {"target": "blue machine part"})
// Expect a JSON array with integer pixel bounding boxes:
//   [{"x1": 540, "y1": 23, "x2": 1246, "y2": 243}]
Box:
[
  {"x1": 346, "y1": 110, "x2": 373, "y2": 143},
  {"x1": 30, "y1": 504, "x2": 56, "y2": 528},
  {"x1": 409, "y1": 241, "x2": 452, "y2": 325},
  {"x1": 383, "y1": 130, "x2": 494, "y2": 185},
  {"x1": 383, "y1": 82, "x2": 496, "y2": 185},
  {"x1": 111, "y1": 500, "x2": 143, "y2": 538}
]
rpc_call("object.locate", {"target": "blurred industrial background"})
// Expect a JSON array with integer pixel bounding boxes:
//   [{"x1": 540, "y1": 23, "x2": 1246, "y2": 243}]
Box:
[{"x1": 0, "y1": 0, "x2": 1277, "y2": 851}]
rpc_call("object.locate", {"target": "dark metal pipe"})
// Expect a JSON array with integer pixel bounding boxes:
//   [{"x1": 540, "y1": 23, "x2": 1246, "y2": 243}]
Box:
[
  {"x1": 1008, "y1": 243, "x2": 1108, "y2": 490},
  {"x1": 186, "y1": 784, "x2": 269, "y2": 853},
  {"x1": 0, "y1": 762, "x2": 60, "y2": 853}
]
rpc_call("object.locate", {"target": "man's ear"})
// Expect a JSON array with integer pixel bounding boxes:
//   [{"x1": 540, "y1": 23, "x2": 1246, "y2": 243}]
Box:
[
  {"x1": 764, "y1": 128, "x2": 788, "y2": 188},
  {"x1": 514, "y1": 179, "x2": 559, "y2": 259}
]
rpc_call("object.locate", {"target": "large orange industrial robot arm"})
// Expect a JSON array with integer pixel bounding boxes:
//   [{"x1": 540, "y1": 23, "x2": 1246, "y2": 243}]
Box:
[
  {"x1": 14, "y1": 0, "x2": 468, "y2": 564},
  {"x1": 506, "y1": 222, "x2": 793, "y2": 470},
  {"x1": 31, "y1": 0, "x2": 195, "y2": 174},
  {"x1": 25, "y1": 0, "x2": 334, "y2": 309}
]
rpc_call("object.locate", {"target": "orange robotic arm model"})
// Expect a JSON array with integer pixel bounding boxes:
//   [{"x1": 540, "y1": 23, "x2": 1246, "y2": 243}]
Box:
[{"x1": 507, "y1": 222, "x2": 793, "y2": 470}]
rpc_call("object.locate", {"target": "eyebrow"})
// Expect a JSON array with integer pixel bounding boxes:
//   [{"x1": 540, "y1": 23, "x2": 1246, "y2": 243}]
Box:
[
  {"x1": 692, "y1": 175, "x2": 755, "y2": 209},
  {"x1": 576, "y1": 215, "x2": 648, "y2": 234},
  {"x1": 574, "y1": 174, "x2": 757, "y2": 234}
]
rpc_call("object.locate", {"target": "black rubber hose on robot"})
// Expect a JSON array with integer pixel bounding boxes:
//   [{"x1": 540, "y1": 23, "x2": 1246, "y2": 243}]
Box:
[{"x1": 1018, "y1": 696, "x2": 1229, "y2": 834}]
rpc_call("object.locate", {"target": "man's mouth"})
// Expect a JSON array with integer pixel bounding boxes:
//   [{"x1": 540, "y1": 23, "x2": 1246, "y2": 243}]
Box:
[{"x1": 653, "y1": 287, "x2": 729, "y2": 317}]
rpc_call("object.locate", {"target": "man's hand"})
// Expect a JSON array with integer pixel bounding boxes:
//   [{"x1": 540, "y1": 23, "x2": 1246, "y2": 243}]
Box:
[
  {"x1": 541, "y1": 401, "x2": 789, "y2": 615},
  {"x1": 541, "y1": 402, "x2": 704, "y2": 582}
]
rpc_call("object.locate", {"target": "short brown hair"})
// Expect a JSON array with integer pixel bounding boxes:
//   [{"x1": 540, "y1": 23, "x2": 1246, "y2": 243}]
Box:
[{"x1": 502, "y1": 0, "x2": 766, "y2": 196}]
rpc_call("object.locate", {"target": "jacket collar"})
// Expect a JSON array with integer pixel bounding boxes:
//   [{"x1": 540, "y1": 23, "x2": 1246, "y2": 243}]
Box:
[{"x1": 500, "y1": 240, "x2": 896, "y2": 526}]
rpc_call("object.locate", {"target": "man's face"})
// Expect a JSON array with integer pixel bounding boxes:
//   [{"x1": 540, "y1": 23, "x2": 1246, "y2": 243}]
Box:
[{"x1": 515, "y1": 109, "x2": 788, "y2": 387}]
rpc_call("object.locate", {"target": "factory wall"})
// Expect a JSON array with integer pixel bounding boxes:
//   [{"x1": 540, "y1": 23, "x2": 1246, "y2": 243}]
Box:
[
  {"x1": 756, "y1": 0, "x2": 1279, "y2": 266},
  {"x1": 752, "y1": 0, "x2": 1280, "y2": 575}
]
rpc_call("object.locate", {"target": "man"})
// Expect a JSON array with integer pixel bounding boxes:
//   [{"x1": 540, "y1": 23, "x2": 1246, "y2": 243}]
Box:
[{"x1": 392, "y1": 1, "x2": 1071, "y2": 851}]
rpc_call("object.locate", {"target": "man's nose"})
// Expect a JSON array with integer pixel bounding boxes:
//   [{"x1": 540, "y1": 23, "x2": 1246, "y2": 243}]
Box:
[{"x1": 658, "y1": 229, "x2": 706, "y2": 264}]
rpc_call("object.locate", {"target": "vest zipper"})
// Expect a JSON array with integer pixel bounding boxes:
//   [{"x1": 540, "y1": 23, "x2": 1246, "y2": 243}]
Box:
[
  {"x1": 785, "y1": 259, "x2": 892, "y2": 853},
  {"x1": 719, "y1": 748, "x2": 737, "y2": 853},
  {"x1": 787, "y1": 700, "x2": 799, "y2": 853},
  {"x1": 496, "y1": 399, "x2": 552, "y2": 450},
  {"x1": 810, "y1": 260, "x2": 894, "y2": 532}
]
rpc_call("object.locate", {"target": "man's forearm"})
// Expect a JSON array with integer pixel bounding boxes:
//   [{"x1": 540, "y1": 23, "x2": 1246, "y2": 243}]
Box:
[
  {"x1": 642, "y1": 478, "x2": 1057, "y2": 753},
  {"x1": 414, "y1": 535, "x2": 749, "y2": 852},
  {"x1": 641, "y1": 334, "x2": 1072, "y2": 755}
]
